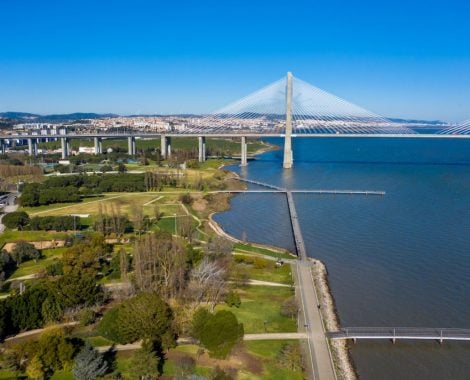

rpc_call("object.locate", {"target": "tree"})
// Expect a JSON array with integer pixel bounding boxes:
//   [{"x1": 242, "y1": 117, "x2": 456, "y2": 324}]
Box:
[
  {"x1": 133, "y1": 234, "x2": 187, "y2": 298},
  {"x1": 205, "y1": 237, "x2": 233, "y2": 258},
  {"x1": 98, "y1": 293, "x2": 177, "y2": 347},
  {"x1": 10, "y1": 241, "x2": 40, "y2": 264},
  {"x1": 72, "y1": 342, "x2": 108, "y2": 380},
  {"x1": 34, "y1": 328, "x2": 75, "y2": 375},
  {"x1": 189, "y1": 258, "x2": 227, "y2": 310},
  {"x1": 174, "y1": 355, "x2": 195, "y2": 380},
  {"x1": 117, "y1": 163, "x2": 127, "y2": 173},
  {"x1": 211, "y1": 366, "x2": 233, "y2": 380},
  {"x1": 178, "y1": 215, "x2": 196, "y2": 242},
  {"x1": 26, "y1": 355, "x2": 45, "y2": 380},
  {"x1": 280, "y1": 296, "x2": 298, "y2": 319},
  {"x1": 191, "y1": 309, "x2": 243, "y2": 359},
  {"x1": 119, "y1": 248, "x2": 128, "y2": 281},
  {"x1": 2, "y1": 211, "x2": 30, "y2": 230},
  {"x1": 129, "y1": 341, "x2": 160, "y2": 380},
  {"x1": 278, "y1": 342, "x2": 303, "y2": 371},
  {"x1": 130, "y1": 204, "x2": 145, "y2": 235}
]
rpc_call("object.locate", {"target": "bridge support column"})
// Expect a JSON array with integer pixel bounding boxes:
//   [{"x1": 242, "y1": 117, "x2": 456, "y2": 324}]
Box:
[
  {"x1": 198, "y1": 136, "x2": 206, "y2": 162},
  {"x1": 61, "y1": 137, "x2": 69, "y2": 159},
  {"x1": 283, "y1": 71, "x2": 293, "y2": 169},
  {"x1": 0, "y1": 139, "x2": 5, "y2": 154},
  {"x1": 160, "y1": 136, "x2": 171, "y2": 159},
  {"x1": 94, "y1": 137, "x2": 102, "y2": 155},
  {"x1": 27, "y1": 138, "x2": 36, "y2": 156},
  {"x1": 127, "y1": 136, "x2": 136, "y2": 156},
  {"x1": 240, "y1": 136, "x2": 247, "y2": 166}
]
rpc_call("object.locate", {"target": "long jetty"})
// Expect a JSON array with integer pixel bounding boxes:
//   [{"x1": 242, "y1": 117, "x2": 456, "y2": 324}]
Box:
[
  {"x1": 286, "y1": 191, "x2": 308, "y2": 260},
  {"x1": 328, "y1": 327, "x2": 470, "y2": 343}
]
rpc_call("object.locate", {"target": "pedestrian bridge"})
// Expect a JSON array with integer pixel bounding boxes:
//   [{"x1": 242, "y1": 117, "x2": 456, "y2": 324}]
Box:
[{"x1": 328, "y1": 327, "x2": 470, "y2": 343}]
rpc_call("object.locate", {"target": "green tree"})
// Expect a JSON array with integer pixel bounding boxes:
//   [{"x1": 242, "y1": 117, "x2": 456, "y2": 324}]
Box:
[
  {"x1": 72, "y1": 342, "x2": 108, "y2": 380},
  {"x1": 98, "y1": 293, "x2": 176, "y2": 347},
  {"x1": 10, "y1": 241, "x2": 40, "y2": 264},
  {"x1": 191, "y1": 309, "x2": 243, "y2": 359},
  {"x1": 35, "y1": 328, "x2": 75, "y2": 374},
  {"x1": 2, "y1": 211, "x2": 30, "y2": 230},
  {"x1": 8, "y1": 285, "x2": 48, "y2": 331},
  {"x1": 129, "y1": 341, "x2": 160, "y2": 380}
]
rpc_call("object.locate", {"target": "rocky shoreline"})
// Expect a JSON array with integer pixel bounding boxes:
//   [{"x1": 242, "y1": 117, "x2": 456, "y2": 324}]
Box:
[{"x1": 311, "y1": 259, "x2": 358, "y2": 380}]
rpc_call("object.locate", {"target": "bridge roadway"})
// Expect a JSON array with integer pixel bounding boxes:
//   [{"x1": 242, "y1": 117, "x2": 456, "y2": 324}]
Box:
[
  {"x1": 3, "y1": 132, "x2": 470, "y2": 139},
  {"x1": 328, "y1": 327, "x2": 470, "y2": 343}
]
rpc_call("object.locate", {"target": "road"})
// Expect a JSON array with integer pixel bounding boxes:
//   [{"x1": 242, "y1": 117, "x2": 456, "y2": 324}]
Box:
[{"x1": 0, "y1": 193, "x2": 18, "y2": 233}]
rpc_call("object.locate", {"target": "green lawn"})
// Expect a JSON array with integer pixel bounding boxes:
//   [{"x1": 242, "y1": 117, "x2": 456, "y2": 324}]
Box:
[
  {"x1": 233, "y1": 257, "x2": 293, "y2": 285},
  {"x1": 216, "y1": 285, "x2": 297, "y2": 334},
  {"x1": 0, "y1": 370, "x2": 22, "y2": 379},
  {"x1": 234, "y1": 242, "x2": 294, "y2": 260},
  {"x1": 244, "y1": 340, "x2": 304, "y2": 380},
  {"x1": 0, "y1": 230, "x2": 69, "y2": 247},
  {"x1": 9, "y1": 248, "x2": 66, "y2": 279},
  {"x1": 50, "y1": 371, "x2": 73, "y2": 380},
  {"x1": 85, "y1": 335, "x2": 114, "y2": 347}
]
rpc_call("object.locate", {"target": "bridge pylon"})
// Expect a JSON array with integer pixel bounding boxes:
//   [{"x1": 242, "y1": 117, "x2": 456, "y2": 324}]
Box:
[{"x1": 283, "y1": 71, "x2": 293, "y2": 169}]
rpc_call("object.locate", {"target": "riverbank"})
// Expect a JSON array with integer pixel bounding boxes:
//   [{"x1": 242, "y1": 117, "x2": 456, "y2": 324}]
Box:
[
  {"x1": 209, "y1": 151, "x2": 356, "y2": 379},
  {"x1": 311, "y1": 259, "x2": 358, "y2": 380}
]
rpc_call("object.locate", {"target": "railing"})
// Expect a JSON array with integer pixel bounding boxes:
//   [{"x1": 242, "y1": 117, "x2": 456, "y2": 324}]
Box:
[{"x1": 328, "y1": 327, "x2": 470, "y2": 342}]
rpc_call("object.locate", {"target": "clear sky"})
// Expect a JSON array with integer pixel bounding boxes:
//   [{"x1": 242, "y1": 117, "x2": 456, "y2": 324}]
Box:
[{"x1": 1, "y1": 0, "x2": 469, "y2": 121}]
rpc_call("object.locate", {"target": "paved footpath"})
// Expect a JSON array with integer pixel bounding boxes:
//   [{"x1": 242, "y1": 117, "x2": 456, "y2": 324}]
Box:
[{"x1": 295, "y1": 261, "x2": 336, "y2": 380}]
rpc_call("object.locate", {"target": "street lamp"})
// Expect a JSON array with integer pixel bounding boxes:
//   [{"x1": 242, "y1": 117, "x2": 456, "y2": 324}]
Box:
[{"x1": 174, "y1": 213, "x2": 177, "y2": 236}]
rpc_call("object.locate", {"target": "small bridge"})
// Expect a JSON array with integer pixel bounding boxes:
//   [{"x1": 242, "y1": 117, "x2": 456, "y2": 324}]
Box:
[{"x1": 328, "y1": 327, "x2": 470, "y2": 343}]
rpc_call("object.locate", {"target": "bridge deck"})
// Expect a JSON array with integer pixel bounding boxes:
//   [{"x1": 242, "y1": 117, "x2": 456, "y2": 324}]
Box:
[{"x1": 328, "y1": 328, "x2": 470, "y2": 342}]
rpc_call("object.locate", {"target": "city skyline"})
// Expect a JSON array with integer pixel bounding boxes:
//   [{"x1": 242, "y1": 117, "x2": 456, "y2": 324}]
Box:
[{"x1": 1, "y1": 0, "x2": 470, "y2": 121}]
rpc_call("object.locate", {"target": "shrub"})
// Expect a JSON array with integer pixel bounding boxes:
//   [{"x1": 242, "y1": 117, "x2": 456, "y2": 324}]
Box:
[
  {"x1": 179, "y1": 193, "x2": 193, "y2": 205},
  {"x1": 253, "y1": 257, "x2": 267, "y2": 269},
  {"x1": 225, "y1": 291, "x2": 241, "y2": 308},
  {"x1": 79, "y1": 308, "x2": 96, "y2": 326},
  {"x1": 2, "y1": 211, "x2": 30, "y2": 230}
]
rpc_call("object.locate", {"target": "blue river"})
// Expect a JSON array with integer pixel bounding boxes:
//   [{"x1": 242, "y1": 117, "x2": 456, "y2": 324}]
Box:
[{"x1": 213, "y1": 137, "x2": 470, "y2": 380}]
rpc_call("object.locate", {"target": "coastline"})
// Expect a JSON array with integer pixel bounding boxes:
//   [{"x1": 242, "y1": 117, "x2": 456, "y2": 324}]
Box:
[
  {"x1": 311, "y1": 259, "x2": 358, "y2": 380},
  {"x1": 208, "y1": 142, "x2": 357, "y2": 379}
]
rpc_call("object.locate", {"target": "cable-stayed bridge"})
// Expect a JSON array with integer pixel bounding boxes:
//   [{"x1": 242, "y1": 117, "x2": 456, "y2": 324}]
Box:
[
  {"x1": 2, "y1": 72, "x2": 470, "y2": 167},
  {"x1": 439, "y1": 119, "x2": 470, "y2": 135}
]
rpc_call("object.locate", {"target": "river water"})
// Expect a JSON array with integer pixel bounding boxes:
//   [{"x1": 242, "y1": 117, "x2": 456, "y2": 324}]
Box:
[{"x1": 213, "y1": 137, "x2": 470, "y2": 380}]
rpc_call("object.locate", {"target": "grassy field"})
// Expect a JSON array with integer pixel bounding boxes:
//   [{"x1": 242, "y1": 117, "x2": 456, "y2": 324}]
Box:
[
  {"x1": 216, "y1": 285, "x2": 297, "y2": 334},
  {"x1": 234, "y1": 256, "x2": 294, "y2": 285},
  {"x1": 243, "y1": 340, "x2": 304, "y2": 380},
  {"x1": 21, "y1": 192, "x2": 186, "y2": 218},
  {"x1": 0, "y1": 230, "x2": 69, "y2": 247},
  {"x1": 234, "y1": 242, "x2": 294, "y2": 260},
  {"x1": 9, "y1": 248, "x2": 66, "y2": 279}
]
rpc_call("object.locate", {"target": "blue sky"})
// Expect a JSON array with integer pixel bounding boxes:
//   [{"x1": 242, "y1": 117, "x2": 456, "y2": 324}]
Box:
[{"x1": 0, "y1": 0, "x2": 469, "y2": 121}]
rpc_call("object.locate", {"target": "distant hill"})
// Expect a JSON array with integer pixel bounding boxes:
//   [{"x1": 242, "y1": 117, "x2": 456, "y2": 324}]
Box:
[
  {"x1": 0, "y1": 112, "x2": 40, "y2": 119},
  {"x1": 0, "y1": 112, "x2": 117, "y2": 123},
  {"x1": 388, "y1": 117, "x2": 447, "y2": 125}
]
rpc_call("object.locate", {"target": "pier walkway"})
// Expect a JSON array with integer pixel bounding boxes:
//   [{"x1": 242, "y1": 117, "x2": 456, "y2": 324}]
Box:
[{"x1": 328, "y1": 327, "x2": 470, "y2": 343}]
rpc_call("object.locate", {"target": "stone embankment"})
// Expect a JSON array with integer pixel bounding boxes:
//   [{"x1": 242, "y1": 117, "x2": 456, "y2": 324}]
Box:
[{"x1": 311, "y1": 259, "x2": 358, "y2": 380}]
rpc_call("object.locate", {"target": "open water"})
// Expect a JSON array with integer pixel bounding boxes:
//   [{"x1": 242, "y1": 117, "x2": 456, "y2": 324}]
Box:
[{"x1": 213, "y1": 137, "x2": 470, "y2": 379}]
